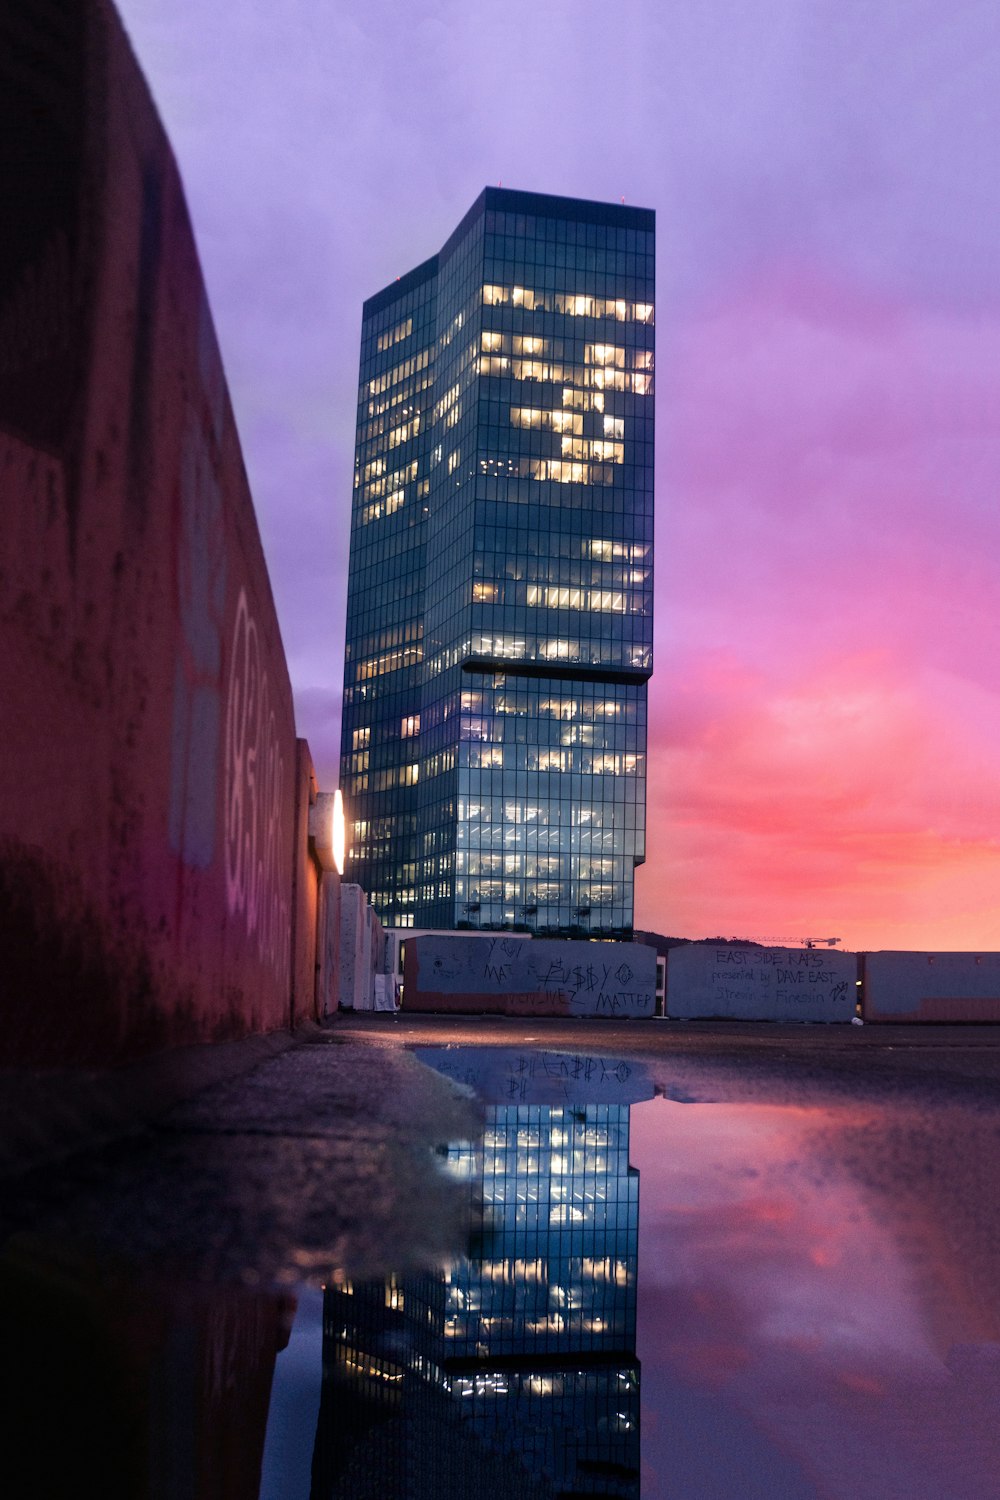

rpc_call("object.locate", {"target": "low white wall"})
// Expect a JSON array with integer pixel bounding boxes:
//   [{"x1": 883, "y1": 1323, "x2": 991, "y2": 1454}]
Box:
[
  {"x1": 667, "y1": 943, "x2": 856, "y2": 1022},
  {"x1": 405, "y1": 935, "x2": 656, "y2": 1017},
  {"x1": 338, "y1": 884, "x2": 384, "y2": 1010},
  {"x1": 864, "y1": 952, "x2": 1000, "y2": 1022}
]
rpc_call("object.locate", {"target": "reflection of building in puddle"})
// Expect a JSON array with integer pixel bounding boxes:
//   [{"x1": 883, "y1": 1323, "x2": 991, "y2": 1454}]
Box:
[{"x1": 312, "y1": 1102, "x2": 640, "y2": 1498}]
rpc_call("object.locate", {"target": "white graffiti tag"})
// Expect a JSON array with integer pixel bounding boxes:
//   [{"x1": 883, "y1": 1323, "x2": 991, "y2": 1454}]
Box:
[{"x1": 224, "y1": 588, "x2": 290, "y2": 977}]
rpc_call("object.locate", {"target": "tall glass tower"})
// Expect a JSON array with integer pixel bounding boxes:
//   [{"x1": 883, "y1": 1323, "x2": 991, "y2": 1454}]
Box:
[{"x1": 340, "y1": 188, "x2": 654, "y2": 935}]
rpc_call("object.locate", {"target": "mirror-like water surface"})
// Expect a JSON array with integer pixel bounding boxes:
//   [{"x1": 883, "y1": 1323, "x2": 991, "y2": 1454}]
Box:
[
  {"x1": 633, "y1": 1095, "x2": 1000, "y2": 1498},
  {"x1": 5, "y1": 1036, "x2": 1000, "y2": 1497}
]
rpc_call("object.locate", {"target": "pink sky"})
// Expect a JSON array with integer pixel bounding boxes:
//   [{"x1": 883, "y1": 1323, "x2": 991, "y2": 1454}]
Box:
[{"x1": 116, "y1": 0, "x2": 1000, "y2": 949}]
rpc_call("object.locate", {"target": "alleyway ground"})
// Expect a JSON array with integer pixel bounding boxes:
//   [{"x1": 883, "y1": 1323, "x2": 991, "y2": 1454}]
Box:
[{"x1": 4, "y1": 1013, "x2": 1000, "y2": 1288}]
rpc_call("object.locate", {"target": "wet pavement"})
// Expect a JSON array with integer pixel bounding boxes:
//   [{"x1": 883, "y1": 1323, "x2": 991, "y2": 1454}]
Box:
[{"x1": 2, "y1": 1014, "x2": 1000, "y2": 1497}]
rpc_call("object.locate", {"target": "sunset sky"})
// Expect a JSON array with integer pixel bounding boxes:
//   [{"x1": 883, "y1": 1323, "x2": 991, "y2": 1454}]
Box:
[{"x1": 116, "y1": 0, "x2": 1000, "y2": 950}]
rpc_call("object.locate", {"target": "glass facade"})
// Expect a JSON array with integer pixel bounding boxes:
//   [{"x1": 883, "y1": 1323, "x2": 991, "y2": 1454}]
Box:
[
  {"x1": 313, "y1": 1099, "x2": 640, "y2": 1498},
  {"x1": 341, "y1": 188, "x2": 654, "y2": 934}
]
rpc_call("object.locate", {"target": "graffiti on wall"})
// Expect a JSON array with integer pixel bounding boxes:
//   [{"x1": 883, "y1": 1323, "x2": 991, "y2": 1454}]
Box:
[
  {"x1": 224, "y1": 587, "x2": 290, "y2": 978},
  {"x1": 667, "y1": 944, "x2": 856, "y2": 1021},
  {"x1": 407, "y1": 935, "x2": 657, "y2": 1017}
]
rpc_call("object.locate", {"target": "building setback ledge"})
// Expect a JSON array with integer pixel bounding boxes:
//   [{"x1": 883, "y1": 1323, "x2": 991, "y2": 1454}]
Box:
[{"x1": 461, "y1": 657, "x2": 652, "y2": 686}]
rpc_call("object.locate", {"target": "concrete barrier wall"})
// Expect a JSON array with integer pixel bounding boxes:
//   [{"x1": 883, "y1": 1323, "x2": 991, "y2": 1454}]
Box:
[
  {"x1": 338, "y1": 885, "x2": 384, "y2": 1010},
  {"x1": 863, "y1": 952, "x2": 1000, "y2": 1023},
  {"x1": 403, "y1": 935, "x2": 657, "y2": 1017},
  {"x1": 316, "y1": 874, "x2": 343, "y2": 1021},
  {"x1": 667, "y1": 943, "x2": 857, "y2": 1022},
  {"x1": 0, "y1": 1, "x2": 311, "y2": 1061}
]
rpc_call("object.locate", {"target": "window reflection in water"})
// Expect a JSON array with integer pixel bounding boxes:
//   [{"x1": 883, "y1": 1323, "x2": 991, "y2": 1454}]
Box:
[{"x1": 312, "y1": 1093, "x2": 641, "y2": 1498}]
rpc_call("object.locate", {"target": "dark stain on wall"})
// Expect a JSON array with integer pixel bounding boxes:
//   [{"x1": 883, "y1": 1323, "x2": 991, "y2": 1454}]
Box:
[{"x1": 0, "y1": 1, "x2": 102, "y2": 558}]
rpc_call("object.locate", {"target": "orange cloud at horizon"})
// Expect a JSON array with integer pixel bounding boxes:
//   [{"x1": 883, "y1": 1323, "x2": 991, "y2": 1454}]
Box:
[
  {"x1": 638, "y1": 650, "x2": 1000, "y2": 950},
  {"x1": 641, "y1": 264, "x2": 1000, "y2": 951}
]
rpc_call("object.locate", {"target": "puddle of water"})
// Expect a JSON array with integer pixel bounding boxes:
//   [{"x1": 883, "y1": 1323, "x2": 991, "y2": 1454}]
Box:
[
  {"x1": 5, "y1": 1044, "x2": 1000, "y2": 1497},
  {"x1": 294, "y1": 1046, "x2": 651, "y2": 1497},
  {"x1": 631, "y1": 1094, "x2": 1000, "y2": 1499}
]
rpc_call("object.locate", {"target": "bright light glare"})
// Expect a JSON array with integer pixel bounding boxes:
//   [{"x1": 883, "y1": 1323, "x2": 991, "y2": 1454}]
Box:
[{"x1": 333, "y1": 789, "x2": 345, "y2": 874}]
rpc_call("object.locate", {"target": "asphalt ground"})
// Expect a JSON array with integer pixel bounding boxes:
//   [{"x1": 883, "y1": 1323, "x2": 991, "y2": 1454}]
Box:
[{"x1": 2, "y1": 1013, "x2": 999, "y2": 1288}]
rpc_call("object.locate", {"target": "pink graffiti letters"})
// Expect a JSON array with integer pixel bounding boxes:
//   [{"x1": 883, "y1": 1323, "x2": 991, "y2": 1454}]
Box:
[{"x1": 224, "y1": 588, "x2": 290, "y2": 977}]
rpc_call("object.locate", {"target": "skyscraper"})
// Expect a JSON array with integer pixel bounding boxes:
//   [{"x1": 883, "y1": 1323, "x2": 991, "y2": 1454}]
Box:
[{"x1": 340, "y1": 188, "x2": 654, "y2": 935}]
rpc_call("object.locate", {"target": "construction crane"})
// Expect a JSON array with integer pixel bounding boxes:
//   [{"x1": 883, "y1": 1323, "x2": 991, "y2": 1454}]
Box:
[{"x1": 729, "y1": 935, "x2": 842, "y2": 949}]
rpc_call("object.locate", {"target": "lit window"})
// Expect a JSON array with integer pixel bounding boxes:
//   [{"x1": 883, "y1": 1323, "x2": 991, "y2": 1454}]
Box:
[
  {"x1": 478, "y1": 354, "x2": 509, "y2": 376},
  {"x1": 401, "y1": 715, "x2": 420, "y2": 738},
  {"x1": 376, "y1": 317, "x2": 412, "y2": 352},
  {"x1": 562, "y1": 387, "x2": 603, "y2": 412},
  {"x1": 586, "y1": 343, "x2": 625, "y2": 368}
]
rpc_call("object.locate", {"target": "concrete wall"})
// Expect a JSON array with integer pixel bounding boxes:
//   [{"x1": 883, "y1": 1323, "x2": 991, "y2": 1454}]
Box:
[
  {"x1": 667, "y1": 944, "x2": 857, "y2": 1022},
  {"x1": 0, "y1": 2, "x2": 317, "y2": 1062},
  {"x1": 338, "y1": 885, "x2": 384, "y2": 1011},
  {"x1": 316, "y1": 873, "x2": 343, "y2": 1021},
  {"x1": 403, "y1": 935, "x2": 657, "y2": 1017},
  {"x1": 385, "y1": 926, "x2": 520, "y2": 988},
  {"x1": 863, "y1": 952, "x2": 1000, "y2": 1023}
]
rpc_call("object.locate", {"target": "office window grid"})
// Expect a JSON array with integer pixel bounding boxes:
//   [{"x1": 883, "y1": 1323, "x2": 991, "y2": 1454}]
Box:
[
  {"x1": 443, "y1": 1104, "x2": 638, "y2": 1357},
  {"x1": 341, "y1": 189, "x2": 653, "y2": 932},
  {"x1": 315, "y1": 1097, "x2": 640, "y2": 1498},
  {"x1": 454, "y1": 675, "x2": 645, "y2": 934},
  {"x1": 340, "y1": 266, "x2": 437, "y2": 920}
]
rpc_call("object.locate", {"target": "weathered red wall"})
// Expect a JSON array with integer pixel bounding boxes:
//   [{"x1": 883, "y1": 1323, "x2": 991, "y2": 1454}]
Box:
[{"x1": 0, "y1": 1, "x2": 311, "y2": 1062}]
